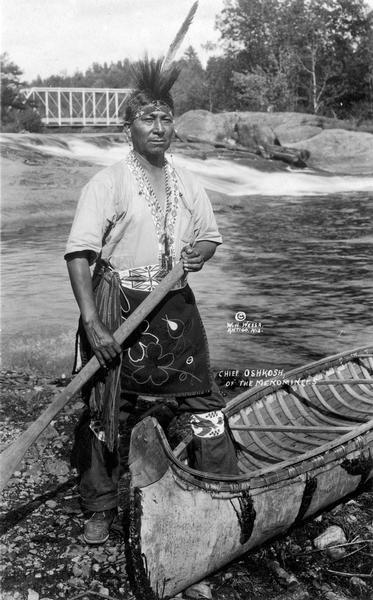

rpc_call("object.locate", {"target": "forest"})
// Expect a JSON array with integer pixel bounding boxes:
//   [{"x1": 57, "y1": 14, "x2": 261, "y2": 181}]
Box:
[{"x1": 1, "y1": 0, "x2": 373, "y2": 132}]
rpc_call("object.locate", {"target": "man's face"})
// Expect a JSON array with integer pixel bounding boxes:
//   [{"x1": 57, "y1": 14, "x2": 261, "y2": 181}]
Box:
[{"x1": 130, "y1": 106, "x2": 174, "y2": 159}]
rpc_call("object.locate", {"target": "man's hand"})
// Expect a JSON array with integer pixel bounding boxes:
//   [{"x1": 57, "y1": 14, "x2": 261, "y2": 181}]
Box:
[
  {"x1": 181, "y1": 241, "x2": 218, "y2": 272},
  {"x1": 83, "y1": 316, "x2": 122, "y2": 368},
  {"x1": 181, "y1": 244, "x2": 205, "y2": 272},
  {"x1": 66, "y1": 252, "x2": 122, "y2": 368}
]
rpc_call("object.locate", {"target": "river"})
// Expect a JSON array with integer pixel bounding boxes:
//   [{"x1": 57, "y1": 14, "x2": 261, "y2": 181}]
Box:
[{"x1": 1, "y1": 134, "x2": 372, "y2": 374}]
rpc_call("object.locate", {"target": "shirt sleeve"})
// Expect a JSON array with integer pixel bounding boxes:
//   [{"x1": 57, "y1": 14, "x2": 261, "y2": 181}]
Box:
[
  {"x1": 64, "y1": 176, "x2": 117, "y2": 264},
  {"x1": 191, "y1": 177, "x2": 223, "y2": 246}
]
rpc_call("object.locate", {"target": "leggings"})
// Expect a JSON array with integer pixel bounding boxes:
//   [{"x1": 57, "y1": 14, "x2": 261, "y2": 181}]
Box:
[{"x1": 72, "y1": 384, "x2": 238, "y2": 512}]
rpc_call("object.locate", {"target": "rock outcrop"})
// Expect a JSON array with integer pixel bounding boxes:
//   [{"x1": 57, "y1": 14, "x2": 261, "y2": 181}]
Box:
[
  {"x1": 289, "y1": 129, "x2": 373, "y2": 174},
  {"x1": 175, "y1": 110, "x2": 373, "y2": 174},
  {"x1": 233, "y1": 122, "x2": 280, "y2": 148}
]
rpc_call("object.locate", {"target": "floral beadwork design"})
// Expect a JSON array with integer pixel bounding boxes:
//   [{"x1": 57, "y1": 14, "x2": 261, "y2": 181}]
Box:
[
  {"x1": 127, "y1": 319, "x2": 158, "y2": 363},
  {"x1": 132, "y1": 342, "x2": 174, "y2": 386}
]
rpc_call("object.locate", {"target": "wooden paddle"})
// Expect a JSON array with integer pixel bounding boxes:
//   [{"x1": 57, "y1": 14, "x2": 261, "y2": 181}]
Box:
[{"x1": 0, "y1": 261, "x2": 185, "y2": 492}]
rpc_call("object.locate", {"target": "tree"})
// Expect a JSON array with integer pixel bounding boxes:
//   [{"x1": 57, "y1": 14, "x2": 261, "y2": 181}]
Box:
[
  {"x1": 216, "y1": 0, "x2": 372, "y2": 115},
  {"x1": 1, "y1": 53, "x2": 43, "y2": 132},
  {"x1": 217, "y1": 0, "x2": 284, "y2": 71},
  {"x1": 172, "y1": 46, "x2": 209, "y2": 114},
  {"x1": 1, "y1": 53, "x2": 25, "y2": 124},
  {"x1": 32, "y1": 58, "x2": 134, "y2": 89},
  {"x1": 205, "y1": 55, "x2": 241, "y2": 111},
  {"x1": 233, "y1": 52, "x2": 299, "y2": 112},
  {"x1": 283, "y1": 0, "x2": 372, "y2": 114}
]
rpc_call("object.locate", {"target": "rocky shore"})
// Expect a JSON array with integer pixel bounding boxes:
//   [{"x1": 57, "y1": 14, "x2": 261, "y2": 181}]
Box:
[
  {"x1": 175, "y1": 110, "x2": 373, "y2": 175},
  {"x1": 1, "y1": 370, "x2": 372, "y2": 600}
]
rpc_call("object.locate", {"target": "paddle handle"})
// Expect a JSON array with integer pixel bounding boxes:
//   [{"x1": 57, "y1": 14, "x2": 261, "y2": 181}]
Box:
[{"x1": 0, "y1": 262, "x2": 185, "y2": 492}]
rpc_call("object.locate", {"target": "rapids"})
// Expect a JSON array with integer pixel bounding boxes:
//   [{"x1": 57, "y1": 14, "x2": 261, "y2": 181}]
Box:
[{"x1": 2, "y1": 132, "x2": 373, "y2": 196}]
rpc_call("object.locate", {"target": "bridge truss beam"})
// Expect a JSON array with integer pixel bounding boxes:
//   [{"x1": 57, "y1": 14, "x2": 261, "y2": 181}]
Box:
[{"x1": 23, "y1": 87, "x2": 133, "y2": 127}]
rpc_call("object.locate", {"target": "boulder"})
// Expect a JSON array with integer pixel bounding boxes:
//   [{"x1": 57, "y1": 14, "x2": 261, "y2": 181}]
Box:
[
  {"x1": 265, "y1": 559, "x2": 300, "y2": 590},
  {"x1": 177, "y1": 110, "x2": 357, "y2": 143},
  {"x1": 325, "y1": 593, "x2": 350, "y2": 600},
  {"x1": 275, "y1": 125, "x2": 322, "y2": 144},
  {"x1": 289, "y1": 129, "x2": 373, "y2": 174},
  {"x1": 175, "y1": 110, "x2": 373, "y2": 174},
  {"x1": 227, "y1": 111, "x2": 333, "y2": 132},
  {"x1": 175, "y1": 110, "x2": 232, "y2": 143},
  {"x1": 313, "y1": 525, "x2": 346, "y2": 550},
  {"x1": 234, "y1": 121, "x2": 279, "y2": 148},
  {"x1": 350, "y1": 577, "x2": 368, "y2": 595}
]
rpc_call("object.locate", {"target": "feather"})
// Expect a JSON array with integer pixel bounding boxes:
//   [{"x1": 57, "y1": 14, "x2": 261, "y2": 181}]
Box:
[
  {"x1": 131, "y1": 56, "x2": 180, "y2": 99},
  {"x1": 125, "y1": 2, "x2": 199, "y2": 121},
  {"x1": 161, "y1": 1, "x2": 199, "y2": 71}
]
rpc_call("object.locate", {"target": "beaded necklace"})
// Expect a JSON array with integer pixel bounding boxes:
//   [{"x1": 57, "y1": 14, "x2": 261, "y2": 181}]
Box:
[{"x1": 126, "y1": 150, "x2": 182, "y2": 272}]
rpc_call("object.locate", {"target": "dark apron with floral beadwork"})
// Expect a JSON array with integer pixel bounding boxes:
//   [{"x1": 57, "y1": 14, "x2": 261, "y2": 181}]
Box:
[{"x1": 119, "y1": 283, "x2": 212, "y2": 398}]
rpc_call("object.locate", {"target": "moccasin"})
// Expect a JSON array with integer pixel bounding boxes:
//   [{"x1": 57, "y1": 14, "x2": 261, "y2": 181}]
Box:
[{"x1": 83, "y1": 509, "x2": 117, "y2": 544}]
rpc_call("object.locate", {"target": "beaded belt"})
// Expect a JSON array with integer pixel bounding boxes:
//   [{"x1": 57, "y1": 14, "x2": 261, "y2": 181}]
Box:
[{"x1": 116, "y1": 264, "x2": 186, "y2": 292}]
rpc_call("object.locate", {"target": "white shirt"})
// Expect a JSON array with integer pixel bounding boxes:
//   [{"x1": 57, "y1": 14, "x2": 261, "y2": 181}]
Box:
[{"x1": 65, "y1": 156, "x2": 222, "y2": 271}]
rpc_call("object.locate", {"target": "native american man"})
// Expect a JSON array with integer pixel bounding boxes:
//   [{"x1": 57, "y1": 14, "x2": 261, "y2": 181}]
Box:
[{"x1": 64, "y1": 60, "x2": 238, "y2": 593}]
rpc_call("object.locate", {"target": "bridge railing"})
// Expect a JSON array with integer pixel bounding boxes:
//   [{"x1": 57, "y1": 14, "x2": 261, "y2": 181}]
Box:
[{"x1": 22, "y1": 87, "x2": 133, "y2": 127}]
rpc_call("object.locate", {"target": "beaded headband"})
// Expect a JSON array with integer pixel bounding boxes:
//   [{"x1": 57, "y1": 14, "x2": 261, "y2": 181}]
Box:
[{"x1": 132, "y1": 101, "x2": 174, "y2": 121}]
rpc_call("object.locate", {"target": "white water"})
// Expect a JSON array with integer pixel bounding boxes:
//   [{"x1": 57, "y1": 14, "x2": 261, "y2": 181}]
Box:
[{"x1": 2, "y1": 133, "x2": 373, "y2": 197}]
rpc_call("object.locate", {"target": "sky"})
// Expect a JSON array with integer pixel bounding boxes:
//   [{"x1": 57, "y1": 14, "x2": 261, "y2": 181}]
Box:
[
  {"x1": 1, "y1": 0, "x2": 226, "y2": 83},
  {"x1": 2, "y1": 0, "x2": 373, "y2": 84}
]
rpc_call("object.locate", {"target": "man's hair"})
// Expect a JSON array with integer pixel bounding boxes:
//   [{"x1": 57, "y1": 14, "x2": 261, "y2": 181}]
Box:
[{"x1": 125, "y1": 57, "x2": 180, "y2": 123}]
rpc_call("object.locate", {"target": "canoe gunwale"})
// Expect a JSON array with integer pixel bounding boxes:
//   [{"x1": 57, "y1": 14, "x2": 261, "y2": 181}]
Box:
[
  {"x1": 166, "y1": 423, "x2": 373, "y2": 492},
  {"x1": 149, "y1": 411, "x2": 373, "y2": 492}
]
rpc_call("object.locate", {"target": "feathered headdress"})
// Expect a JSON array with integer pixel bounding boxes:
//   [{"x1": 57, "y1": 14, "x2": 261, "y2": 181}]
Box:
[{"x1": 125, "y1": 1, "x2": 198, "y2": 123}]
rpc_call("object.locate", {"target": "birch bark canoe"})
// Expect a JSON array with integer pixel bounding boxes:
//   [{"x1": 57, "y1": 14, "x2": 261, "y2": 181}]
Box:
[{"x1": 125, "y1": 345, "x2": 373, "y2": 599}]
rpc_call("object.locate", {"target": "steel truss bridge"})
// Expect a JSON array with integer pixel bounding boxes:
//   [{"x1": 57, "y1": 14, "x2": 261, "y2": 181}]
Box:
[{"x1": 23, "y1": 87, "x2": 133, "y2": 127}]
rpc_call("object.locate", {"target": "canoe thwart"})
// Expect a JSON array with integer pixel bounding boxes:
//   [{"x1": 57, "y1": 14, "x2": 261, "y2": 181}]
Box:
[
  {"x1": 311, "y1": 379, "x2": 373, "y2": 385},
  {"x1": 229, "y1": 425, "x2": 353, "y2": 433}
]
